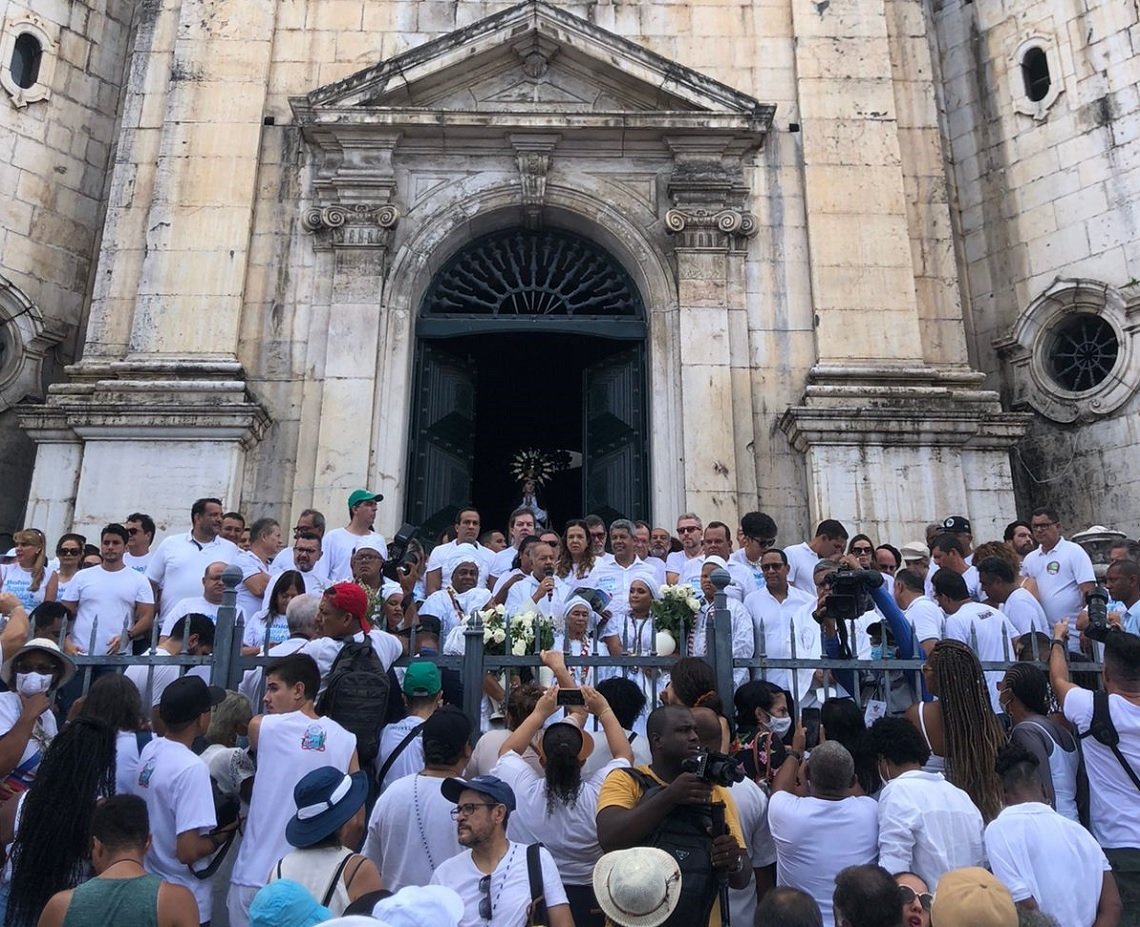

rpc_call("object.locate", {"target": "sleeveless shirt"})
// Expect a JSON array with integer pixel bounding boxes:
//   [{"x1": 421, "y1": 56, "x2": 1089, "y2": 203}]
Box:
[{"x1": 62, "y1": 874, "x2": 160, "y2": 927}]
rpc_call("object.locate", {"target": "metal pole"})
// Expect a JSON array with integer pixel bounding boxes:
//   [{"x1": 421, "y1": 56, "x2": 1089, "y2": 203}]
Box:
[
  {"x1": 213, "y1": 564, "x2": 242, "y2": 689},
  {"x1": 463, "y1": 612, "x2": 485, "y2": 743},
  {"x1": 709, "y1": 568, "x2": 734, "y2": 710}
]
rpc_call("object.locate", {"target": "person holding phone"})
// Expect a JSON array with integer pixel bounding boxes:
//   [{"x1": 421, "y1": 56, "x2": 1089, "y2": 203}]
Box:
[
  {"x1": 492, "y1": 682, "x2": 633, "y2": 927},
  {"x1": 0, "y1": 637, "x2": 75, "y2": 792}
]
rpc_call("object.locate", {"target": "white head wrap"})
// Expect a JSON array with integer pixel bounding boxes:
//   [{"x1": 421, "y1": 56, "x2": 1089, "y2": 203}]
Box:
[
  {"x1": 446, "y1": 543, "x2": 480, "y2": 576},
  {"x1": 629, "y1": 575, "x2": 661, "y2": 600}
]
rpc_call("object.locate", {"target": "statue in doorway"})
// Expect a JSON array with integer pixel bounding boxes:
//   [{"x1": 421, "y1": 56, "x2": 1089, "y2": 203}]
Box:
[
  {"x1": 517, "y1": 478, "x2": 548, "y2": 527},
  {"x1": 509, "y1": 447, "x2": 571, "y2": 527}
]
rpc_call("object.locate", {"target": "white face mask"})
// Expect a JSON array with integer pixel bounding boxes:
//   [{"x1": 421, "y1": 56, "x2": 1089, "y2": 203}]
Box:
[
  {"x1": 15, "y1": 672, "x2": 53, "y2": 697},
  {"x1": 768, "y1": 715, "x2": 793, "y2": 737}
]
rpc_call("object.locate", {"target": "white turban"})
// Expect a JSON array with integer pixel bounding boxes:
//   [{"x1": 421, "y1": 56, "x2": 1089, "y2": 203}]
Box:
[
  {"x1": 381, "y1": 580, "x2": 403, "y2": 602},
  {"x1": 629, "y1": 575, "x2": 661, "y2": 600},
  {"x1": 446, "y1": 543, "x2": 480, "y2": 575},
  {"x1": 559, "y1": 595, "x2": 594, "y2": 623}
]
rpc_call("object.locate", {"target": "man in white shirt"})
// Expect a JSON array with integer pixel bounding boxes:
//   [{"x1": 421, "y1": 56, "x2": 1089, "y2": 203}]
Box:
[
  {"x1": 767, "y1": 739, "x2": 878, "y2": 927},
  {"x1": 419, "y1": 547, "x2": 492, "y2": 641},
  {"x1": 1023, "y1": 508, "x2": 1096, "y2": 653},
  {"x1": 123, "y1": 512, "x2": 155, "y2": 574},
  {"x1": 299, "y1": 582, "x2": 403, "y2": 685},
  {"x1": 1050, "y1": 621, "x2": 1140, "y2": 918},
  {"x1": 425, "y1": 508, "x2": 495, "y2": 594},
  {"x1": 160, "y1": 561, "x2": 225, "y2": 638},
  {"x1": 487, "y1": 507, "x2": 537, "y2": 588},
  {"x1": 784, "y1": 520, "x2": 849, "y2": 595},
  {"x1": 146, "y1": 498, "x2": 239, "y2": 627},
  {"x1": 1105, "y1": 560, "x2": 1140, "y2": 636},
  {"x1": 220, "y1": 512, "x2": 245, "y2": 546},
  {"x1": 364, "y1": 706, "x2": 471, "y2": 891},
  {"x1": 977, "y1": 556, "x2": 1049, "y2": 636},
  {"x1": 665, "y1": 512, "x2": 704, "y2": 582},
  {"x1": 503, "y1": 540, "x2": 561, "y2": 617},
  {"x1": 430, "y1": 774, "x2": 572, "y2": 927},
  {"x1": 936, "y1": 569, "x2": 1020, "y2": 711},
  {"x1": 893, "y1": 568, "x2": 943, "y2": 653},
  {"x1": 377, "y1": 661, "x2": 443, "y2": 792},
  {"x1": 985, "y1": 742, "x2": 1121, "y2": 927},
  {"x1": 585, "y1": 514, "x2": 608, "y2": 559},
  {"x1": 321, "y1": 489, "x2": 388, "y2": 582},
  {"x1": 269, "y1": 508, "x2": 329, "y2": 579},
  {"x1": 232, "y1": 517, "x2": 281, "y2": 622},
  {"x1": 930, "y1": 533, "x2": 981, "y2": 601},
  {"x1": 132, "y1": 676, "x2": 232, "y2": 925},
  {"x1": 126, "y1": 613, "x2": 215, "y2": 731},
  {"x1": 744, "y1": 549, "x2": 815, "y2": 692},
  {"x1": 267, "y1": 530, "x2": 328, "y2": 596},
  {"x1": 238, "y1": 592, "x2": 319, "y2": 706},
  {"x1": 593, "y1": 520, "x2": 656, "y2": 616},
  {"x1": 868, "y1": 716, "x2": 984, "y2": 890},
  {"x1": 632, "y1": 522, "x2": 667, "y2": 584},
  {"x1": 690, "y1": 559, "x2": 754, "y2": 688},
  {"x1": 1005, "y1": 519, "x2": 1036, "y2": 559},
  {"x1": 676, "y1": 523, "x2": 759, "y2": 603},
  {"x1": 64, "y1": 524, "x2": 156, "y2": 655},
  {"x1": 227, "y1": 653, "x2": 359, "y2": 927},
  {"x1": 731, "y1": 511, "x2": 779, "y2": 589}
]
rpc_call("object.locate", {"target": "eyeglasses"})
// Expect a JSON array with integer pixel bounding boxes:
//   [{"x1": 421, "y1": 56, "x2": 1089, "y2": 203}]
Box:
[
  {"x1": 851, "y1": 546, "x2": 873, "y2": 554},
  {"x1": 1031, "y1": 521, "x2": 1058, "y2": 530},
  {"x1": 354, "y1": 553, "x2": 381, "y2": 562},
  {"x1": 478, "y1": 874, "x2": 492, "y2": 920},
  {"x1": 450, "y1": 802, "x2": 497, "y2": 819},
  {"x1": 57, "y1": 548, "x2": 82, "y2": 556},
  {"x1": 678, "y1": 526, "x2": 701, "y2": 534},
  {"x1": 126, "y1": 527, "x2": 141, "y2": 536},
  {"x1": 898, "y1": 885, "x2": 933, "y2": 910},
  {"x1": 760, "y1": 563, "x2": 785, "y2": 572}
]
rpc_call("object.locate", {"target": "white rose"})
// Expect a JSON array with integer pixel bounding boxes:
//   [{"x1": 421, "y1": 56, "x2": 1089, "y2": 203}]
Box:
[
  {"x1": 493, "y1": 628, "x2": 506, "y2": 645},
  {"x1": 512, "y1": 639, "x2": 528, "y2": 656}
]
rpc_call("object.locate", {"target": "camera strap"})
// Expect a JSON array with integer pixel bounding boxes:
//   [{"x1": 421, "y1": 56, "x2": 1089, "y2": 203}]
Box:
[{"x1": 1082, "y1": 691, "x2": 1140, "y2": 792}]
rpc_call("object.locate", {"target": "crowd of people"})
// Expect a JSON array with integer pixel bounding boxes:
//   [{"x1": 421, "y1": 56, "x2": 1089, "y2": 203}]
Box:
[{"x1": 0, "y1": 490, "x2": 1138, "y2": 927}]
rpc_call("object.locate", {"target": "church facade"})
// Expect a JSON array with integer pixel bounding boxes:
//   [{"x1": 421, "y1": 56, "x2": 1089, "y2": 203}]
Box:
[{"x1": 0, "y1": 0, "x2": 1136, "y2": 543}]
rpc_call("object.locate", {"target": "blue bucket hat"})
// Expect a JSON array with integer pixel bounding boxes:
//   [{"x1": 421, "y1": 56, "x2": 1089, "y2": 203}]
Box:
[
  {"x1": 249, "y1": 879, "x2": 332, "y2": 927},
  {"x1": 285, "y1": 766, "x2": 369, "y2": 849}
]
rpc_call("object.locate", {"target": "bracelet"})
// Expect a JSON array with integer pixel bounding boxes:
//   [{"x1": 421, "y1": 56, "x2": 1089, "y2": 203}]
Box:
[
  {"x1": 1050, "y1": 639, "x2": 1067, "y2": 649},
  {"x1": 597, "y1": 707, "x2": 613, "y2": 719},
  {"x1": 786, "y1": 749, "x2": 804, "y2": 761}
]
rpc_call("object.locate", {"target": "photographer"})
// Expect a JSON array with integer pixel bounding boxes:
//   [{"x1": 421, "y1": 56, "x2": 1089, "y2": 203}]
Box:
[
  {"x1": 1050, "y1": 620, "x2": 1140, "y2": 922},
  {"x1": 596, "y1": 704, "x2": 751, "y2": 927}
]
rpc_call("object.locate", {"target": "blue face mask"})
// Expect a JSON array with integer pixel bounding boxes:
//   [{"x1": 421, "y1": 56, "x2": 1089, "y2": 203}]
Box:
[{"x1": 870, "y1": 644, "x2": 897, "y2": 661}]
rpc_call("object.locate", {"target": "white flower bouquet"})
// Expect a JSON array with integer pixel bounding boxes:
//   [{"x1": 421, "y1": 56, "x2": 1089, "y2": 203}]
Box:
[
  {"x1": 506, "y1": 610, "x2": 555, "y2": 656},
  {"x1": 650, "y1": 584, "x2": 701, "y2": 638}
]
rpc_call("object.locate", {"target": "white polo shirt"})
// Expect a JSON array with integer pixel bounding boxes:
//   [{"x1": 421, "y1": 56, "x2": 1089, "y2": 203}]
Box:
[
  {"x1": 783, "y1": 542, "x2": 820, "y2": 595},
  {"x1": 425, "y1": 540, "x2": 495, "y2": 589},
  {"x1": 1022, "y1": 538, "x2": 1095, "y2": 648},
  {"x1": 904, "y1": 595, "x2": 944, "y2": 646},
  {"x1": 160, "y1": 595, "x2": 221, "y2": 637},
  {"x1": 146, "y1": 533, "x2": 239, "y2": 624},
  {"x1": 944, "y1": 600, "x2": 1020, "y2": 711},
  {"x1": 985, "y1": 801, "x2": 1110, "y2": 927}
]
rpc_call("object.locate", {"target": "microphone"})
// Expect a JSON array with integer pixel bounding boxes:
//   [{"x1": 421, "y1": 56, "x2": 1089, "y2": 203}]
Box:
[{"x1": 544, "y1": 566, "x2": 554, "y2": 601}]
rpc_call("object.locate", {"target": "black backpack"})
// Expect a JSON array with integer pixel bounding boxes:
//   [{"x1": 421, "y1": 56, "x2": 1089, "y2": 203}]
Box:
[
  {"x1": 317, "y1": 640, "x2": 390, "y2": 763},
  {"x1": 620, "y1": 768, "x2": 719, "y2": 927}
]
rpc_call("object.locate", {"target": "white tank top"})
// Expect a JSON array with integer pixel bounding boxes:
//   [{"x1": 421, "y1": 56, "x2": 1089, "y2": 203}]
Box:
[
  {"x1": 231, "y1": 711, "x2": 357, "y2": 887},
  {"x1": 1021, "y1": 719, "x2": 1081, "y2": 823},
  {"x1": 271, "y1": 846, "x2": 357, "y2": 915}
]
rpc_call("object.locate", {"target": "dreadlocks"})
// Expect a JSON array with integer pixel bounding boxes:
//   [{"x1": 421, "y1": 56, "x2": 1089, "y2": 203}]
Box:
[
  {"x1": 5, "y1": 717, "x2": 116, "y2": 927},
  {"x1": 1002, "y1": 662, "x2": 1053, "y2": 716},
  {"x1": 927, "y1": 640, "x2": 1005, "y2": 822}
]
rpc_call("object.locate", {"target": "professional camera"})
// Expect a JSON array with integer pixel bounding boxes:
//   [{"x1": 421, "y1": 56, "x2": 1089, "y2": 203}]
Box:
[
  {"x1": 824, "y1": 564, "x2": 884, "y2": 622},
  {"x1": 681, "y1": 750, "x2": 745, "y2": 787},
  {"x1": 1084, "y1": 584, "x2": 1114, "y2": 643},
  {"x1": 381, "y1": 523, "x2": 420, "y2": 582}
]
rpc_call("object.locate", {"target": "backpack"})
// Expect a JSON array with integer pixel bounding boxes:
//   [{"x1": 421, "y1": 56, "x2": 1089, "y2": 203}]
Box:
[
  {"x1": 620, "y1": 768, "x2": 719, "y2": 927},
  {"x1": 317, "y1": 640, "x2": 390, "y2": 763}
]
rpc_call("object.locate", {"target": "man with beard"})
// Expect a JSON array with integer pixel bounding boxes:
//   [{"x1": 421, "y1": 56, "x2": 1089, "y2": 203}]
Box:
[{"x1": 431, "y1": 775, "x2": 572, "y2": 927}]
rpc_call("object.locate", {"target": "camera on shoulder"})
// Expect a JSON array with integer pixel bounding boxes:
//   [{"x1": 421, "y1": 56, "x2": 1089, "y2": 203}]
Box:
[{"x1": 681, "y1": 750, "x2": 745, "y2": 787}]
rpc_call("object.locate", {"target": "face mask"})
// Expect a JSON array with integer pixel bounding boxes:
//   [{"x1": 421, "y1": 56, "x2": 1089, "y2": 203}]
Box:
[
  {"x1": 768, "y1": 715, "x2": 793, "y2": 737},
  {"x1": 16, "y1": 672, "x2": 53, "y2": 697},
  {"x1": 870, "y1": 645, "x2": 882, "y2": 661}
]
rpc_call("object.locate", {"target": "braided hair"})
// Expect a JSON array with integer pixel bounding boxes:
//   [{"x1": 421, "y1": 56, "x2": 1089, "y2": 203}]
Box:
[
  {"x1": 1002, "y1": 662, "x2": 1052, "y2": 716},
  {"x1": 5, "y1": 717, "x2": 117, "y2": 927},
  {"x1": 927, "y1": 640, "x2": 1005, "y2": 822}
]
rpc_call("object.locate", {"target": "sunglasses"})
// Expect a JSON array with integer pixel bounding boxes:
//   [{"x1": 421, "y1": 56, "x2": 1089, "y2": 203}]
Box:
[
  {"x1": 899, "y1": 885, "x2": 933, "y2": 909},
  {"x1": 478, "y1": 875, "x2": 492, "y2": 920},
  {"x1": 851, "y1": 546, "x2": 874, "y2": 554},
  {"x1": 750, "y1": 537, "x2": 777, "y2": 547},
  {"x1": 678, "y1": 526, "x2": 701, "y2": 533},
  {"x1": 126, "y1": 527, "x2": 141, "y2": 536},
  {"x1": 57, "y1": 548, "x2": 82, "y2": 556}
]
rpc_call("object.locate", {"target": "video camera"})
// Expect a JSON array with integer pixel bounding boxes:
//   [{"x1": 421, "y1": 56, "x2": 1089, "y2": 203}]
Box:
[
  {"x1": 681, "y1": 750, "x2": 745, "y2": 787},
  {"x1": 381, "y1": 523, "x2": 420, "y2": 582},
  {"x1": 824, "y1": 564, "x2": 884, "y2": 622},
  {"x1": 1084, "y1": 584, "x2": 1114, "y2": 643}
]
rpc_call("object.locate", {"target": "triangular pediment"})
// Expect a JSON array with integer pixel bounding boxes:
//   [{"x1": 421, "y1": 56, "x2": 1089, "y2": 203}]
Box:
[{"x1": 297, "y1": 0, "x2": 772, "y2": 127}]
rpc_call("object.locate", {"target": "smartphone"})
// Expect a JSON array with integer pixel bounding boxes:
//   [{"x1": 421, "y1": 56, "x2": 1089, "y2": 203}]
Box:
[
  {"x1": 556, "y1": 688, "x2": 585, "y2": 707},
  {"x1": 801, "y1": 707, "x2": 821, "y2": 751}
]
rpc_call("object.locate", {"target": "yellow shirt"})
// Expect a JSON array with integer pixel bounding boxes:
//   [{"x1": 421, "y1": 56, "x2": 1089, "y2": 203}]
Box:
[{"x1": 596, "y1": 764, "x2": 746, "y2": 927}]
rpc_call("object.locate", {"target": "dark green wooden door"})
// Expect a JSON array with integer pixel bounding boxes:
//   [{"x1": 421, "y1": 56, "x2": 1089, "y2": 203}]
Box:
[{"x1": 583, "y1": 345, "x2": 648, "y2": 523}]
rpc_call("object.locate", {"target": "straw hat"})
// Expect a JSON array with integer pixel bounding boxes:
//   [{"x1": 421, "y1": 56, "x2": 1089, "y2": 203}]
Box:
[{"x1": 593, "y1": 848, "x2": 681, "y2": 927}]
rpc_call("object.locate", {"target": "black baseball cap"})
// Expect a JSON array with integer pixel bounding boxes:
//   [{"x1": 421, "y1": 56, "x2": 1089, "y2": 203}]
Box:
[
  {"x1": 942, "y1": 515, "x2": 971, "y2": 534},
  {"x1": 422, "y1": 705, "x2": 472, "y2": 756},
  {"x1": 159, "y1": 676, "x2": 226, "y2": 726}
]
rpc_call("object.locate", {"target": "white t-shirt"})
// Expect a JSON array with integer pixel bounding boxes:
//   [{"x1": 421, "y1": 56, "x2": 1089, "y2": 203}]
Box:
[
  {"x1": 66, "y1": 565, "x2": 155, "y2": 655},
  {"x1": 676, "y1": 556, "x2": 758, "y2": 603},
  {"x1": 0, "y1": 564, "x2": 49, "y2": 611},
  {"x1": 492, "y1": 751, "x2": 629, "y2": 885},
  {"x1": 593, "y1": 558, "x2": 657, "y2": 615},
  {"x1": 270, "y1": 546, "x2": 331, "y2": 585},
  {"x1": 115, "y1": 729, "x2": 149, "y2": 797},
  {"x1": 426, "y1": 541, "x2": 496, "y2": 589},
  {"x1": 231, "y1": 711, "x2": 357, "y2": 888},
  {"x1": 233, "y1": 550, "x2": 271, "y2": 624},
  {"x1": 728, "y1": 776, "x2": 777, "y2": 927},
  {"x1": 876, "y1": 769, "x2": 985, "y2": 889},
  {"x1": 1000, "y1": 587, "x2": 1049, "y2": 637},
  {"x1": 378, "y1": 715, "x2": 427, "y2": 792},
  {"x1": 363, "y1": 773, "x2": 463, "y2": 891},
  {"x1": 943, "y1": 601, "x2": 1019, "y2": 711},
  {"x1": 488, "y1": 545, "x2": 521, "y2": 583},
  {"x1": 132, "y1": 736, "x2": 217, "y2": 921},
  {"x1": 985, "y1": 801, "x2": 1110, "y2": 927},
  {"x1": 237, "y1": 635, "x2": 309, "y2": 706},
  {"x1": 904, "y1": 596, "x2": 944, "y2": 646},
  {"x1": 581, "y1": 729, "x2": 651, "y2": 778},
  {"x1": 124, "y1": 650, "x2": 209, "y2": 708},
  {"x1": 299, "y1": 629, "x2": 403, "y2": 686},
  {"x1": 664, "y1": 549, "x2": 701, "y2": 578},
  {"x1": 123, "y1": 551, "x2": 153, "y2": 575},
  {"x1": 430, "y1": 841, "x2": 568, "y2": 927},
  {"x1": 0, "y1": 692, "x2": 56, "y2": 781},
  {"x1": 783, "y1": 542, "x2": 820, "y2": 595},
  {"x1": 160, "y1": 595, "x2": 221, "y2": 637},
  {"x1": 1063, "y1": 687, "x2": 1140, "y2": 848},
  {"x1": 146, "y1": 533, "x2": 239, "y2": 623},
  {"x1": 322, "y1": 528, "x2": 388, "y2": 582},
  {"x1": 744, "y1": 585, "x2": 816, "y2": 696},
  {"x1": 687, "y1": 600, "x2": 755, "y2": 688},
  {"x1": 1022, "y1": 538, "x2": 1095, "y2": 648},
  {"x1": 767, "y1": 791, "x2": 879, "y2": 927}
]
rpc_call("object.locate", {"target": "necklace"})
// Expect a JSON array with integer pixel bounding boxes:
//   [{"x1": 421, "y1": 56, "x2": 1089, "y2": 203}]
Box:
[
  {"x1": 412, "y1": 775, "x2": 437, "y2": 870},
  {"x1": 103, "y1": 857, "x2": 145, "y2": 871},
  {"x1": 483, "y1": 843, "x2": 517, "y2": 923}
]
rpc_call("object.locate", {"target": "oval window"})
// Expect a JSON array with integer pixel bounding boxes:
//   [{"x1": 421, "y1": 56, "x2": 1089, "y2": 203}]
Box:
[
  {"x1": 1046, "y1": 314, "x2": 1119, "y2": 393},
  {"x1": 10, "y1": 32, "x2": 43, "y2": 90},
  {"x1": 1021, "y1": 47, "x2": 1051, "y2": 103}
]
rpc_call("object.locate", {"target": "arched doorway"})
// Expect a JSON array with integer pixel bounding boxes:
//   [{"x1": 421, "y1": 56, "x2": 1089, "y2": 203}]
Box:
[{"x1": 406, "y1": 227, "x2": 649, "y2": 540}]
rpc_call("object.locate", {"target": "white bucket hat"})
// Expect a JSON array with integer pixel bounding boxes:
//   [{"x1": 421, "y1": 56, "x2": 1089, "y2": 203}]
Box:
[
  {"x1": 1, "y1": 638, "x2": 76, "y2": 688},
  {"x1": 593, "y1": 848, "x2": 681, "y2": 927}
]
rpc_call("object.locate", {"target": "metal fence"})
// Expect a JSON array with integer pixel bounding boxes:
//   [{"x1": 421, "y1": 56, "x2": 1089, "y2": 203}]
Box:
[{"x1": 59, "y1": 565, "x2": 1089, "y2": 733}]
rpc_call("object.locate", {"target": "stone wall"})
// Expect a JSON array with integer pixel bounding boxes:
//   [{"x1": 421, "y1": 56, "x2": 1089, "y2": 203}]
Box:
[{"x1": 0, "y1": 0, "x2": 132, "y2": 537}]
